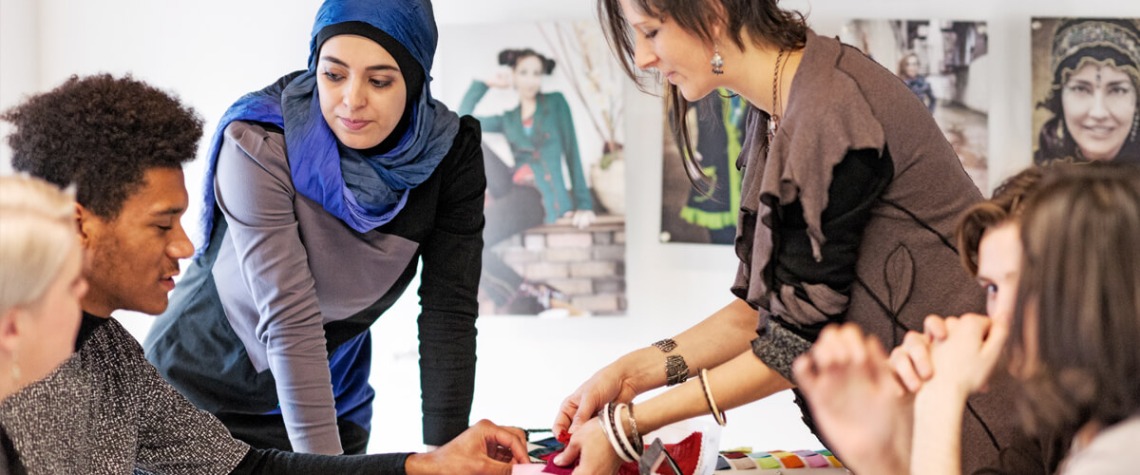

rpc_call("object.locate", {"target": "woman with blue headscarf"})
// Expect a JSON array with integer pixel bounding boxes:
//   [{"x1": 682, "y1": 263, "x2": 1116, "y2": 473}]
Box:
[{"x1": 145, "y1": 0, "x2": 487, "y2": 456}]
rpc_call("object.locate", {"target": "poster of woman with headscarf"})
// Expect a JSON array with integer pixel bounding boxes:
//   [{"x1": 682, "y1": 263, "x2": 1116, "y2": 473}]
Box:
[
  {"x1": 841, "y1": 19, "x2": 990, "y2": 193},
  {"x1": 1031, "y1": 18, "x2": 1140, "y2": 165},
  {"x1": 434, "y1": 20, "x2": 628, "y2": 316}
]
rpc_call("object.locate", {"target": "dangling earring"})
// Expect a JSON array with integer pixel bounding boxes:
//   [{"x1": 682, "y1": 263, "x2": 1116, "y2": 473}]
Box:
[
  {"x1": 710, "y1": 46, "x2": 725, "y2": 75},
  {"x1": 1056, "y1": 119, "x2": 1066, "y2": 142},
  {"x1": 1131, "y1": 112, "x2": 1139, "y2": 143}
]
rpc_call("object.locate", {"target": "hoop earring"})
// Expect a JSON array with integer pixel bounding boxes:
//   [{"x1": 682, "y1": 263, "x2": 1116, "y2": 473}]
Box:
[{"x1": 710, "y1": 46, "x2": 725, "y2": 75}]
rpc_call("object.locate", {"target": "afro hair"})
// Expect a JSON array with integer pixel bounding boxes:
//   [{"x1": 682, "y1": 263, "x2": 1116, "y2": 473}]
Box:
[{"x1": 3, "y1": 73, "x2": 203, "y2": 219}]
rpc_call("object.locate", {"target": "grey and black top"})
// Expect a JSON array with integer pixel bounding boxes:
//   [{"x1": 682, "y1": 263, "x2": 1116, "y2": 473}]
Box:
[
  {"x1": 0, "y1": 312, "x2": 418, "y2": 474},
  {"x1": 145, "y1": 117, "x2": 485, "y2": 452},
  {"x1": 731, "y1": 30, "x2": 1028, "y2": 472},
  {"x1": 0, "y1": 313, "x2": 249, "y2": 474}
]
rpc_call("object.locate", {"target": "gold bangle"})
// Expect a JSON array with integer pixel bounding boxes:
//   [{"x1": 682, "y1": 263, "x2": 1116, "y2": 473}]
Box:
[{"x1": 698, "y1": 368, "x2": 727, "y2": 426}]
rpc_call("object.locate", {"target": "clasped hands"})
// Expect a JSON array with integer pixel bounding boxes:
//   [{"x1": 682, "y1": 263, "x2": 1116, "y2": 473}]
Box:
[{"x1": 792, "y1": 313, "x2": 1010, "y2": 474}]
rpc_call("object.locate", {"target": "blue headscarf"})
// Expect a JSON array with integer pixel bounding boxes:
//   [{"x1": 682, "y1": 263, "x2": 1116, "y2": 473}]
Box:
[{"x1": 195, "y1": 0, "x2": 459, "y2": 256}]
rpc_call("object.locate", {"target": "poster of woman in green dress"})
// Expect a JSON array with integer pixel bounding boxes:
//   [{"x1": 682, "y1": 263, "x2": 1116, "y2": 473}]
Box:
[{"x1": 434, "y1": 20, "x2": 628, "y2": 316}]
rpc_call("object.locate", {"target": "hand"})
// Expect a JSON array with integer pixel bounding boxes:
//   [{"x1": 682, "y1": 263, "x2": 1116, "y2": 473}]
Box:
[
  {"x1": 512, "y1": 164, "x2": 535, "y2": 186},
  {"x1": 405, "y1": 419, "x2": 529, "y2": 475},
  {"x1": 923, "y1": 313, "x2": 1009, "y2": 398},
  {"x1": 553, "y1": 364, "x2": 637, "y2": 438},
  {"x1": 888, "y1": 316, "x2": 949, "y2": 393},
  {"x1": 552, "y1": 416, "x2": 623, "y2": 475},
  {"x1": 793, "y1": 324, "x2": 912, "y2": 475},
  {"x1": 484, "y1": 70, "x2": 512, "y2": 89},
  {"x1": 564, "y1": 210, "x2": 596, "y2": 229}
]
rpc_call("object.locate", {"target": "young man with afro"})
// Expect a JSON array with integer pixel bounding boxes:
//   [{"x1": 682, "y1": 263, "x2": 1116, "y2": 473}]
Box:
[{"x1": 1, "y1": 73, "x2": 527, "y2": 475}]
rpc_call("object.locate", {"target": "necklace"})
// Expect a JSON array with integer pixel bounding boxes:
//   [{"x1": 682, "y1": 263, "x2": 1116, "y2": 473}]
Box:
[{"x1": 768, "y1": 49, "x2": 787, "y2": 142}]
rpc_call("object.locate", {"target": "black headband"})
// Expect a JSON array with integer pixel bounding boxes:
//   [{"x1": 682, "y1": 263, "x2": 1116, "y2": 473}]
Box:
[{"x1": 315, "y1": 21, "x2": 425, "y2": 103}]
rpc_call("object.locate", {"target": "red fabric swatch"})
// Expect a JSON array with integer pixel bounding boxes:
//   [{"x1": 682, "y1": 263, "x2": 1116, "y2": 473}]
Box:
[{"x1": 542, "y1": 432, "x2": 703, "y2": 475}]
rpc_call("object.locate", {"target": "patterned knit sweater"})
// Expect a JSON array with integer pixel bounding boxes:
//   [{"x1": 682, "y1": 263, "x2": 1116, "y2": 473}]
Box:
[{"x1": 0, "y1": 313, "x2": 249, "y2": 474}]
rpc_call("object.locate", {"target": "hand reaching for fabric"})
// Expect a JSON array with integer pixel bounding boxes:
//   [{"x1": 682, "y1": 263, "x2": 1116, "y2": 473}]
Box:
[
  {"x1": 553, "y1": 364, "x2": 637, "y2": 439},
  {"x1": 404, "y1": 419, "x2": 529, "y2": 475},
  {"x1": 551, "y1": 416, "x2": 623, "y2": 475},
  {"x1": 793, "y1": 323, "x2": 911, "y2": 475}
]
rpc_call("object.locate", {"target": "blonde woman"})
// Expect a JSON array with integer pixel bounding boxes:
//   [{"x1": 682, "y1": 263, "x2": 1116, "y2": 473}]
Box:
[{"x1": 0, "y1": 175, "x2": 87, "y2": 472}]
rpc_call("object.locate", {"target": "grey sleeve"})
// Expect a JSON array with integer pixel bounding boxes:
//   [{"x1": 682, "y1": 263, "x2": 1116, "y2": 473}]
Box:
[
  {"x1": 128, "y1": 334, "x2": 250, "y2": 474},
  {"x1": 213, "y1": 122, "x2": 342, "y2": 454},
  {"x1": 750, "y1": 317, "x2": 814, "y2": 383}
]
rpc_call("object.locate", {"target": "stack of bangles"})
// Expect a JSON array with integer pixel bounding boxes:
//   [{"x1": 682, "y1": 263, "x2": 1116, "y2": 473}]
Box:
[{"x1": 598, "y1": 401, "x2": 643, "y2": 462}]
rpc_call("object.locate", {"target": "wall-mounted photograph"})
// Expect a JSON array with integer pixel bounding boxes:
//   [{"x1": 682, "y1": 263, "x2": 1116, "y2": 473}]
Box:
[
  {"x1": 841, "y1": 19, "x2": 991, "y2": 193},
  {"x1": 1031, "y1": 18, "x2": 1140, "y2": 165},
  {"x1": 659, "y1": 90, "x2": 746, "y2": 245},
  {"x1": 434, "y1": 20, "x2": 627, "y2": 316}
]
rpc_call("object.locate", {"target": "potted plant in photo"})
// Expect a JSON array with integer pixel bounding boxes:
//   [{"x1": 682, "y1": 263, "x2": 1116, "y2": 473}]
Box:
[{"x1": 543, "y1": 21, "x2": 625, "y2": 215}]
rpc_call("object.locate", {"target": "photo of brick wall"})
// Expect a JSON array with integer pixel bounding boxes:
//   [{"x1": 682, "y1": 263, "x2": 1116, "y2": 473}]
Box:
[{"x1": 434, "y1": 20, "x2": 628, "y2": 316}]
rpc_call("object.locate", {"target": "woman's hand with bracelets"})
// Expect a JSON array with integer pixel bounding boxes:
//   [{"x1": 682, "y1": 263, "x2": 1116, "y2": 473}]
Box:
[
  {"x1": 553, "y1": 402, "x2": 645, "y2": 474},
  {"x1": 554, "y1": 362, "x2": 639, "y2": 438},
  {"x1": 554, "y1": 337, "x2": 690, "y2": 438}
]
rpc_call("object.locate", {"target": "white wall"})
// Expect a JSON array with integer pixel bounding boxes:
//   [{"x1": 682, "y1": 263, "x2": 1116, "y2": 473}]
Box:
[
  {"x1": 0, "y1": 0, "x2": 39, "y2": 174},
  {"x1": 2, "y1": 0, "x2": 1138, "y2": 456}
]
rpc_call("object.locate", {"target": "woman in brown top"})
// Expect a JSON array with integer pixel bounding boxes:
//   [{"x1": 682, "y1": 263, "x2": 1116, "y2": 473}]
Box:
[{"x1": 551, "y1": 0, "x2": 1025, "y2": 473}]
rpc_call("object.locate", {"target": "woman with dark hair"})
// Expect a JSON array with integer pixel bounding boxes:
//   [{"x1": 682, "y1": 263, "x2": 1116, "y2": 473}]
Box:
[
  {"x1": 1035, "y1": 19, "x2": 1140, "y2": 164},
  {"x1": 999, "y1": 164, "x2": 1140, "y2": 473},
  {"x1": 459, "y1": 48, "x2": 594, "y2": 313},
  {"x1": 145, "y1": 0, "x2": 488, "y2": 456},
  {"x1": 898, "y1": 52, "x2": 937, "y2": 114},
  {"x1": 551, "y1": 0, "x2": 1023, "y2": 472}
]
